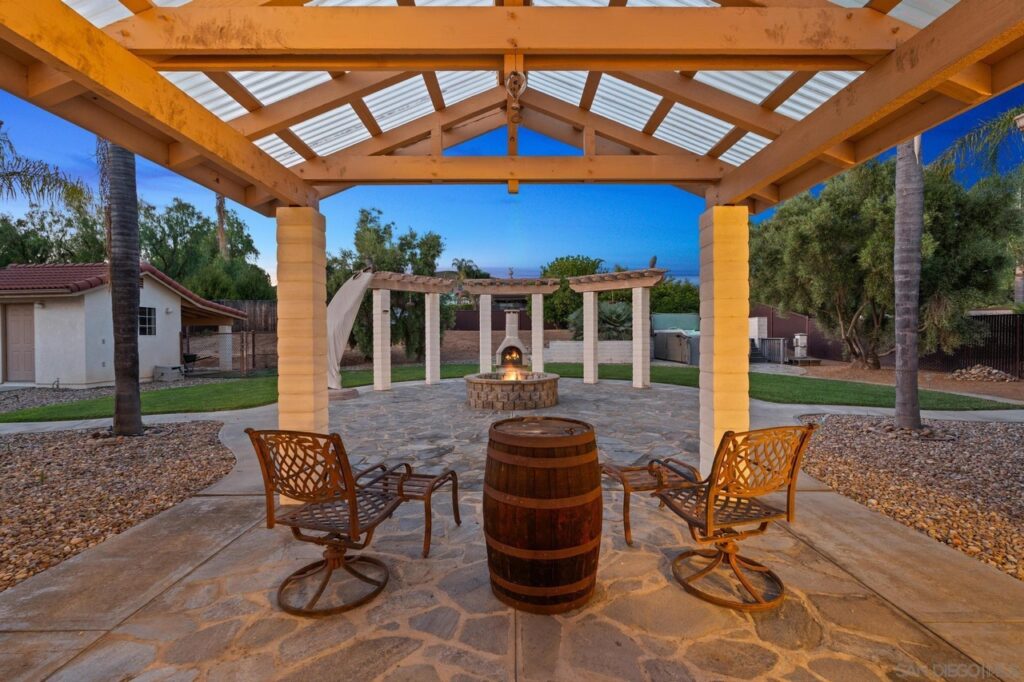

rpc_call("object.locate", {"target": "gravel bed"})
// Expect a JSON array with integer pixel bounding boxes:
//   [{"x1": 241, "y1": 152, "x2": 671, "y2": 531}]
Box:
[
  {"x1": 0, "y1": 377, "x2": 231, "y2": 414},
  {"x1": 801, "y1": 414, "x2": 1024, "y2": 581},
  {"x1": 0, "y1": 421, "x2": 234, "y2": 591}
]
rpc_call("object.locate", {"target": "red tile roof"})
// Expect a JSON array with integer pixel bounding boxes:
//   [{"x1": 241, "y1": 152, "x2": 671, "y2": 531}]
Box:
[{"x1": 0, "y1": 263, "x2": 246, "y2": 320}]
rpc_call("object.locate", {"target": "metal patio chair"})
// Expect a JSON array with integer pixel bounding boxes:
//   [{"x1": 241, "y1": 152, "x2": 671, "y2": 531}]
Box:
[{"x1": 654, "y1": 424, "x2": 816, "y2": 612}]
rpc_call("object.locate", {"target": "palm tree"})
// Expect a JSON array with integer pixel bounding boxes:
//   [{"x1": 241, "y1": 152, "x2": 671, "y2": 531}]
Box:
[
  {"x1": 103, "y1": 139, "x2": 144, "y2": 436},
  {"x1": 215, "y1": 193, "x2": 228, "y2": 258},
  {"x1": 937, "y1": 104, "x2": 1024, "y2": 303},
  {"x1": 894, "y1": 137, "x2": 924, "y2": 430},
  {"x1": 0, "y1": 121, "x2": 82, "y2": 203}
]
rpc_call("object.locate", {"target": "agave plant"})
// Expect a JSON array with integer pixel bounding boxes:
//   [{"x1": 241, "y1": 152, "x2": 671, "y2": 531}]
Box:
[{"x1": 568, "y1": 301, "x2": 633, "y2": 341}]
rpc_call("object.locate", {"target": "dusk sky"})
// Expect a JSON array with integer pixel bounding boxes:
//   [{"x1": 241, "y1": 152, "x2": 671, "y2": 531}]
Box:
[{"x1": 3, "y1": 84, "x2": 1024, "y2": 281}]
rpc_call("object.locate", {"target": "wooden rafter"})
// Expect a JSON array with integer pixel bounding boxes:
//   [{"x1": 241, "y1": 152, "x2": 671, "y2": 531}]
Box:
[{"x1": 422, "y1": 72, "x2": 446, "y2": 111}]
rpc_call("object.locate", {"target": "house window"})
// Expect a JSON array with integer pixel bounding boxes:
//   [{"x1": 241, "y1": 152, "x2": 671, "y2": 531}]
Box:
[{"x1": 139, "y1": 307, "x2": 156, "y2": 336}]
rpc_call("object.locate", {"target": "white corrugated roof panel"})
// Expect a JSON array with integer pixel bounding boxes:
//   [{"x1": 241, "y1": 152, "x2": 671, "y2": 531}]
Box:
[
  {"x1": 417, "y1": 0, "x2": 494, "y2": 5},
  {"x1": 160, "y1": 72, "x2": 249, "y2": 122},
  {"x1": 232, "y1": 72, "x2": 333, "y2": 107},
  {"x1": 528, "y1": 71, "x2": 588, "y2": 107},
  {"x1": 291, "y1": 104, "x2": 371, "y2": 156},
  {"x1": 306, "y1": 0, "x2": 399, "y2": 5},
  {"x1": 774, "y1": 71, "x2": 862, "y2": 120},
  {"x1": 436, "y1": 71, "x2": 496, "y2": 107},
  {"x1": 364, "y1": 76, "x2": 436, "y2": 131},
  {"x1": 64, "y1": 0, "x2": 190, "y2": 28},
  {"x1": 589, "y1": 75, "x2": 662, "y2": 131},
  {"x1": 653, "y1": 103, "x2": 733, "y2": 155},
  {"x1": 533, "y1": 0, "x2": 608, "y2": 5},
  {"x1": 719, "y1": 132, "x2": 772, "y2": 166},
  {"x1": 694, "y1": 71, "x2": 791, "y2": 105},
  {"x1": 254, "y1": 134, "x2": 305, "y2": 168}
]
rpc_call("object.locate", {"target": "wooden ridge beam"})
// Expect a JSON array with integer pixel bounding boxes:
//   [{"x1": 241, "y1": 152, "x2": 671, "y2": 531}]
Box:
[
  {"x1": 710, "y1": 0, "x2": 1024, "y2": 207},
  {"x1": 0, "y1": 0, "x2": 318, "y2": 209},
  {"x1": 297, "y1": 154, "x2": 729, "y2": 184}
]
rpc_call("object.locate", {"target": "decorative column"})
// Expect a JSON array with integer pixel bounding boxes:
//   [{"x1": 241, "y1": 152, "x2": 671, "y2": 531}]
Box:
[
  {"x1": 217, "y1": 325, "x2": 233, "y2": 372},
  {"x1": 479, "y1": 294, "x2": 492, "y2": 373},
  {"x1": 699, "y1": 205, "x2": 750, "y2": 475},
  {"x1": 582, "y1": 290, "x2": 598, "y2": 384},
  {"x1": 631, "y1": 287, "x2": 650, "y2": 388},
  {"x1": 373, "y1": 288, "x2": 391, "y2": 391},
  {"x1": 531, "y1": 293, "x2": 544, "y2": 372},
  {"x1": 276, "y1": 207, "x2": 328, "y2": 434},
  {"x1": 425, "y1": 292, "x2": 440, "y2": 385}
]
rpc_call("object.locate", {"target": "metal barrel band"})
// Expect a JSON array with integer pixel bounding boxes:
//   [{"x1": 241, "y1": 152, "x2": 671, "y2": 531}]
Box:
[
  {"x1": 483, "y1": 484, "x2": 602, "y2": 509},
  {"x1": 485, "y1": 446, "x2": 598, "y2": 469},
  {"x1": 484, "y1": 531, "x2": 601, "y2": 560},
  {"x1": 488, "y1": 571, "x2": 595, "y2": 597}
]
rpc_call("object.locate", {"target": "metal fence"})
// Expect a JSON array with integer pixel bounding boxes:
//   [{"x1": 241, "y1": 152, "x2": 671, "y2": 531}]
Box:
[{"x1": 918, "y1": 314, "x2": 1023, "y2": 378}]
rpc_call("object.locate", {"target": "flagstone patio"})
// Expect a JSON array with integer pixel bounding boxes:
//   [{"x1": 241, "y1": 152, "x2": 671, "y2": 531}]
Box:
[{"x1": 2, "y1": 380, "x2": 1022, "y2": 681}]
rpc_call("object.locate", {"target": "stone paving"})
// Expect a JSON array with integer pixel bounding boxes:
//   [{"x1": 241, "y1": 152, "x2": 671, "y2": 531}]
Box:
[{"x1": 2, "y1": 379, "x2": 1023, "y2": 681}]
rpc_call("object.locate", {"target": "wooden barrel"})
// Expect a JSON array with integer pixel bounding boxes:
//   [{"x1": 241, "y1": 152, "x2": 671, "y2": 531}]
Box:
[{"x1": 484, "y1": 416, "x2": 602, "y2": 614}]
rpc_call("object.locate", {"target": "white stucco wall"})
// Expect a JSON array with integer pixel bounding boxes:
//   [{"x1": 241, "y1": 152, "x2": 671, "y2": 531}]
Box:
[
  {"x1": 33, "y1": 298, "x2": 87, "y2": 387},
  {"x1": 546, "y1": 340, "x2": 633, "y2": 364}
]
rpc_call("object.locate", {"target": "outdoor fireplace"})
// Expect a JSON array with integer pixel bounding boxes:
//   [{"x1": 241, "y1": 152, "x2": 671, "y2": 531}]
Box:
[
  {"x1": 466, "y1": 310, "x2": 559, "y2": 409},
  {"x1": 495, "y1": 310, "x2": 528, "y2": 368}
]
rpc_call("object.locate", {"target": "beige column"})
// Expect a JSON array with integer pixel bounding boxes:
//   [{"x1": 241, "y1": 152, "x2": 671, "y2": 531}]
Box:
[
  {"x1": 373, "y1": 289, "x2": 391, "y2": 391},
  {"x1": 217, "y1": 325, "x2": 233, "y2": 372},
  {"x1": 632, "y1": 287, "x2": 651, "y2": 388},
  {"x1": 582, "y1": 290, "x2": 598, "y2": 384},
  {"x1": 479, "y1": 294, "x2": 492, "y2": 373},
  {"x1": 276, "y1": 207, "x2": 328, "y2": 434},
  {"x1": 425, "y1": 292, "x2": 440, "y2": 385},
  {"x1": 531, "y1": 293, "x2": 544, "y2": 372},
  {"x1": 699, "y1": 205, "x2": 750, "y2": 475}
]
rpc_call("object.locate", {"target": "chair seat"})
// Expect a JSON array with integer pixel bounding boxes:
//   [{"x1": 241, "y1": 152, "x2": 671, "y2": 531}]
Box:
[
  {"x1": 276, "y1": 489, "x2": 402, "y2": 536},
  {"x1": 657, "y1": 484, "x2": 785, "y2": 531}
]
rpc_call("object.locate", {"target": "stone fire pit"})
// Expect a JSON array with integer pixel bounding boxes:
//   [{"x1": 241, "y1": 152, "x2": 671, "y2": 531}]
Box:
[{"x1": 465, "y1": 372, "x2": 559, "y2": 410}]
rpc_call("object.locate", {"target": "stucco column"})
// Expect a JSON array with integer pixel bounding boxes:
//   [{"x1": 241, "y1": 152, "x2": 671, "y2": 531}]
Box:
[
  {"x1": 373, "y1": 288, "x2": 391, "y2": 391},
  {"x1": 531, "y1": 293, "x2": 544, "y2": 372},
  {"x1": 276, "y1": 207, "x2": 328, "y2": 435},
  {"x1": 217, "y1": 325, "x2": 233, "y2": 372},
  {"x1": 582, "y1": 290, "x2": 598, "y2": 384},
  {"x1": 425, "y1": 292, "x2": 440, "y2": 385},
  {"x1": 699, "y1": 205, "x2": 750, "y2": 475},
  {"x1": 632, "y1": 287, "x2": 650, "y2": 388},
  {"x1": 479, "y1": 294, "x2": 492, "y2": 373}
]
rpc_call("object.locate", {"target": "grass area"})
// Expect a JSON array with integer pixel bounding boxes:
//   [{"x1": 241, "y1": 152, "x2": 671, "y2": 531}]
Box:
[{"x1": 0, "y1": 363, "x2": 1015, "y2": 423}]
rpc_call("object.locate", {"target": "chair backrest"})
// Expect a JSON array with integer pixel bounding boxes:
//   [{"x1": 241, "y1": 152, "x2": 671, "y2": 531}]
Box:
[
  {"x1": 706, "y1": 424, "x2": 817, "y2": 529},
  {"x1": 245, "y1": 429, "x2": 359, "y2": 532}
]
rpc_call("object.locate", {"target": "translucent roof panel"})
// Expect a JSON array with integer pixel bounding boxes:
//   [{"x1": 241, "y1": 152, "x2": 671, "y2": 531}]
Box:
[
  {"x1": 307, "y1": 0, "x2": 399, "y2": 5},
  {"x1": 719, "y1": 132, "x2": 772, "y2": 166},
  {"x1": 64, "y1": 0, "x2": 189, "y2": 28},
  {"x1": 254, "y1": 134, "x2": 305, "y2": 168},
  {"x1": 693, "y1": 71, "x2": 791, "y2": 105},
  {"x1": 528, "y1": 71, "x2": 588, "y2": 107},
  {"x1": 653, "y1": 103, "x2": 733, "y2": 155},
  {"x1": 774, "y1": 71, "x2": 862, "y2": 120},
  {"x1": 232, "y1": 72, "x2": 333, "y2": 107},
  {"x1": 291, "y1": 104, "x2": 371, "y2": 156},
  {"x1": 160, "y1": 72, "x2": 248, "y2": 122},
  {"x1": 890, "y1": 0, "x2": 957, "y2": 28},
  {"x1": 437, "y1": 71, "x2": 496, "y2": 107},
  {"x1": 533, "y1": 0, "x2": 609, "y2": 6},
  {"x1": 417, "y1": 0, "x2": 494, "y2": 5},
  {"x1": 364, "y1": 76, "x2": 436, "y2": 132},
  {"x1": 589, "y1": 75, "x2": 662, "y2": 132}
]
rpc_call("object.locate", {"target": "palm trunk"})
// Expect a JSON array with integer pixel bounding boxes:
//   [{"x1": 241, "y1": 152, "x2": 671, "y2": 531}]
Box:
[
  {"x1": 108, "y1": 143, "x2": 144, "y2": 436},
  {"x1": 215, "y1": 193, "x2": 228, "y2": 258},
  {"x1": 1015, "y1": 264, "x2": 1024, "y2": 304},
  {"x1": 894, "y1": 138, "x2": 924, "y2": 430}
]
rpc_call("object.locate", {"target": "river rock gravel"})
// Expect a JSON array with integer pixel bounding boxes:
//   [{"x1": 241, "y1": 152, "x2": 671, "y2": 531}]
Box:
[
  {"x1": 0, "y1": 421, "x2": 234, "y2": 592},
  {"x1": 801, "y1": 414, "x2": 1024, "y2": 581}
]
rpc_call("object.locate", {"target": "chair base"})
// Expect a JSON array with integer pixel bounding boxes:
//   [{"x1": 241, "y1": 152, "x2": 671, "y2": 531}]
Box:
[
  {"x1": 671, "y1": 546, "x2": 784, "y2": 612},
  {"x1": 277, "y1": 550, "x2": 388, "y2": 617}
]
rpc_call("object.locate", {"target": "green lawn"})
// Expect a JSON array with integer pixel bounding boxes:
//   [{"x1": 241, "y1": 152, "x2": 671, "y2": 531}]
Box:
[{"x1": 0, "y1": 362, "x2": 1014, "y2": 423}]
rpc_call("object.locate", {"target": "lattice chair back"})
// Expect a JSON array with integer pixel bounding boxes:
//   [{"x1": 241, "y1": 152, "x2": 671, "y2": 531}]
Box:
[
  {"x1": 706, "y1": 424, "x2": 817, "y2": 529},
  {"x1": 246, "y1": 429, "x2": 359, "y2": 531}
]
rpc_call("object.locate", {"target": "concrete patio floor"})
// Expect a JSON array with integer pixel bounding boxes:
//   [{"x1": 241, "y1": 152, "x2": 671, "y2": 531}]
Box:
[{"x1": 1, "y1": 380, "x2": 1022, "y2": 681}]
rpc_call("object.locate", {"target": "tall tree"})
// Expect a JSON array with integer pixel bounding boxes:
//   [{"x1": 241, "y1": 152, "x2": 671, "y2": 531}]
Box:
[
  {"x1": 894, "y1": 138, "x2": 924, "y2": 430},
  {"x1": 105, "y1": 141, "x2": 144, "y2": 436},
  {"x1": 0, "y1": 122, "x2": 82, "y2": 204},
  {"x1": 538, "y1": 255, "x2": 604, "y2": 327},
  {"x1": 215, "y1": 193, "x2": 228, "y2": 258}
]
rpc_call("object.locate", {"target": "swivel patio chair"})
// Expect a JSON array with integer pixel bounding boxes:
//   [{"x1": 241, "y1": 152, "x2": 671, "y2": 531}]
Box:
[
  {"x1": 246, "y1": 429, "x2": 411, "y2": 616},
  {"x1": 654, "y1": 424, "x2": 816, "y2": 612}
]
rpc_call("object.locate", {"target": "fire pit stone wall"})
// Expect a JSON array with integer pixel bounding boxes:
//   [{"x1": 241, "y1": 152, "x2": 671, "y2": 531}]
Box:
[{"x1": 465, "y1": 372, "x2": 559, "y2": 410}]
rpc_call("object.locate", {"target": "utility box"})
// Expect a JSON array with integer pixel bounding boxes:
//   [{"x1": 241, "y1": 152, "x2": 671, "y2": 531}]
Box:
[
  {"x1": 793, "y1": 333, "x2": 808, "y2": 360},
  {"x1": 154, "y1": 365, "x2": 183, "y2": 382}
]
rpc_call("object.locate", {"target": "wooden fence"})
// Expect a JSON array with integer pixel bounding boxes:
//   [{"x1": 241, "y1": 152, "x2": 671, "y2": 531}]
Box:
[{"x1": 214, "y1": 299, "x2": 277, "y2": 332}]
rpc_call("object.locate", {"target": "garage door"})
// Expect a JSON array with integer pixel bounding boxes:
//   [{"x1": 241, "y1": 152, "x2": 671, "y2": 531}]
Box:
[{"x1": 5, "y1": 304, "x2": 35, "y2": 382}]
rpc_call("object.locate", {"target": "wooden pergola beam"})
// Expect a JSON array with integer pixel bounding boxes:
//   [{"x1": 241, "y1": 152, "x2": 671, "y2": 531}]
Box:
[
  {"x1": 462, "y1": 279, "x2": 561, "y2": 295},
  {"x1": 370, "y1": 271, "x2": 453, "y2": 294},
  {"x1": 568, "y1": 268, "x2": 667, "y2": 293},
  {"x1": 0, "y1": 0, "x2": 318, "y2": 209},
  {"x1": 710, "y1": 0, "x2": 1024, "y2": 206}
]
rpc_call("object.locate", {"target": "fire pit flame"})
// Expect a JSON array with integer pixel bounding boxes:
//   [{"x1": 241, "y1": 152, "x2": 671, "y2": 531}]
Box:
[{"x1": 501, "y1": 364, "x2": 525, "y2": 381}]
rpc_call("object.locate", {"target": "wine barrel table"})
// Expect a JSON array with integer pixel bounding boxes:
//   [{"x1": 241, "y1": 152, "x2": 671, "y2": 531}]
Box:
[{"x1": 483, "y1": 416, "x2": 602, "y2": 614}]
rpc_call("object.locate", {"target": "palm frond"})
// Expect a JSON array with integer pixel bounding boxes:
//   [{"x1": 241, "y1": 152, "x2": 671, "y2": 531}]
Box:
[
  {"x1": 0, "y1": 123, "x2": 85, "y2": 204},
  {"x1": 932, "y1": 105, "x2": 1024, "y2": 172}
]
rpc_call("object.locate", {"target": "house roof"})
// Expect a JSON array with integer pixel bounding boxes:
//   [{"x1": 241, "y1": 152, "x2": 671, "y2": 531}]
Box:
[{"x1": 0, "y1": 263, "x2": 247, "y2": 321}]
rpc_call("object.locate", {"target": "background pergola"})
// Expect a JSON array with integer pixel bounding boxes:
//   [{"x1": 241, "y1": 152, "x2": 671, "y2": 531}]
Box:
[{"x1": 1, "y1": 0, "x2": 1022, "y2": 470}]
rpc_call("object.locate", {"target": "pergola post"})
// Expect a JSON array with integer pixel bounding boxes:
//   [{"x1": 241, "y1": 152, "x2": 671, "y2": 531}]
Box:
[
  {"x1": 479, "y1": 294, "x2": 492, "y2": 373},
  {"x1": 373, "y1": 288, "x2": 391, "y2": 391},
  {"x1": 582, "y1": 290, "x2": 598, "y2": 384},
  {"x1": 531, "y1": 293, "x2": 544, "y2": 372},
  {"x1": 425, "y1": 292, "x2": 440, "y2": 385},
  {"x1": 699, "y1": 205, "x2": 750, "y2": 475},
  {"x1": 276, "y1": 207, "x2": 328, "y2": 434},
  {"x1": 218, "y1": 325, "x2": 233, "y2": 372},
  {"x1": 631, "y1": 287, "x2": 650, "y2": 388}
]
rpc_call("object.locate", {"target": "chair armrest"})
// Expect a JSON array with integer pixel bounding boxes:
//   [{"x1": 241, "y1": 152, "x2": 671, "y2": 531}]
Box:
[
  {"x1": 354, "y1": 463, "x2": 388, "y2": 480},
  {"x1": 650, "y1": 458, "x2": 704, "y2": 487}
]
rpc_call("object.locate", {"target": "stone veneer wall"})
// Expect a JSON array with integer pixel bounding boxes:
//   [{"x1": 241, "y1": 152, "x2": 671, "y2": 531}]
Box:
[
  {"x1": 546, "y1": 340, "x2": 633, "y2": 364},
  {"x1": 466, "y1": 376, "x2": 559, "y2": 410}
]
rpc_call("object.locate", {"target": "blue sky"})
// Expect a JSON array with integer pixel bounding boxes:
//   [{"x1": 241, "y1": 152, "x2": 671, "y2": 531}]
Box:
[{"x1": 2, "y1": 84, "x2": 1024, "y2": 280}]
